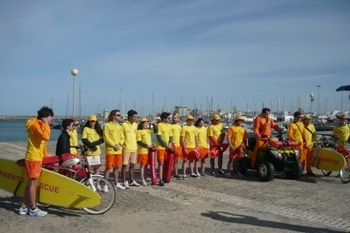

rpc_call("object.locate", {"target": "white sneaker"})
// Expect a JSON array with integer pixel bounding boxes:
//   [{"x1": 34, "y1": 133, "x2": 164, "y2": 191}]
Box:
[
  {"x1": 102, "y1": 184, "x2": 109, "y2": 193},
  {"x1": 115, "y1": 183, "x2": 125, "y2": 190},
  {"x1": 130, "y1": 180, "x2": 140, "y2": 186},
  {"x1": 19, "y1": 207, "x2": 28, "y2": 215},
  {"x1": 141, "y1": 179, "x2": 147, "y2": 186},
  {"x1": 123, "y1": 181, "x2": 130, "y2": 189},
  {"x1": 96, "y1": 184, "x2": 102, "y2": 191},
  {"x1": 29, "y1": 207, "x2": 47, "y2": 217},
  {"x1": 196, "y1": 172, "x2": 201, "y2": 177}
]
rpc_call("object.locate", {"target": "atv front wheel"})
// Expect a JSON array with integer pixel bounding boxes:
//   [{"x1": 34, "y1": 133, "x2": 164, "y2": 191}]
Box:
[{"x1": 258, "y1": 160, "x2": 275, "y2": 182}]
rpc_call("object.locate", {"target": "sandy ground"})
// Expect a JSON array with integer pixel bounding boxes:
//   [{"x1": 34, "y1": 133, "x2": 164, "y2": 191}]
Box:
[{"x1": 1, "y1": 141, "x2": 350, "y2": 233}]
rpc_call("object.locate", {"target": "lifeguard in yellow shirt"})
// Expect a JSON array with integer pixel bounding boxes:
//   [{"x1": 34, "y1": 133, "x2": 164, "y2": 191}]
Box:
[
  {"x1": 194, "y1": 117, "x2": 209, "y2": 176},
  {"x1": 302, "y1": 114, "x2": 317, "y2": 175},
  {"x1": 333, "y1": 113, "x2": 350, "y2": 148},
  {"x1": 227, "y1": 116, "x2": 248, "y2": 178},
  {"x1": 288, "y1": 111, "x2": 304, "y2": 164},
  {"x1": 170, "y1": 113, "x2": 183, "y2": 179},
  {"x1": 180, "y1": 115, "x2": 199, "y2": 178},
  {"x1": 156, "y1": 112, "x2": 173, "y2": 186},
  {"x1": 103, "y1": 110, "x2": 125, "y2": 190},
  {"x1": 122, "y1": 109, "x2": 140, "y2": 188}
]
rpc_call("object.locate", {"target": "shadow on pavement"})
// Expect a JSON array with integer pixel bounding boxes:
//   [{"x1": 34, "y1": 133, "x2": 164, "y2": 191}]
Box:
[
  {"x1": 0, "y1": 195, "x2": 84, "y2": 217},
  {"x1": 201, "y1": 211, "x2": 342, "y2": 233}
]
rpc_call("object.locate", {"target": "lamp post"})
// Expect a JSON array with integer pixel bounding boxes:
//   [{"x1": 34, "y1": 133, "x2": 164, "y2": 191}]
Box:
[
  {"x1": 71, "y1": 69, "x2": 79, "y2": 117},
  {"x1": 316, "y1": 85, "x2": 321, "y2": 115},
  {"x1": 309, "y1": 93, "x2": 314, "y2": 114}
]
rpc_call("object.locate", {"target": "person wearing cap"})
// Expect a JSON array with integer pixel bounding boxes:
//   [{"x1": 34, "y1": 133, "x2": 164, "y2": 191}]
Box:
[
  {"x1": 226, "y1": 116, "x2": 248, "y2": 178},
  {"x1": 207, "y1": 114, "x2": 226, "y2": 175},
  {"x1": 170, "y1": 113, "x2": 183, "y2": 179},
  {"x1": 103, "y1": 109, "x2": 125, "y2": 190},
  {"x1": 333, "y1": 113, "x2": 350, "y2": 148},
  {"x1": 288, "y1": 111, "x2": 305, "y2": 164},
  {"x1": 121, "y1": 109, "x2": 140, "y2": 188},
  {"x1": 302, "y1": 114, "x2": 317, "y2": 175},
  {"x1": 195, "y1": 117, "x2": 209, "y2": 176},
  {"x1": 156, "y1": 111, "x2": 173, "y2": 186},
  {"x1": 251, "y1": 108, "x2": 282, "y2": 168},
  {"x1": 181, "y1": 115, "x2": 199, "y2": 178},
  {"x1": 81, "y1": 115, "x2": 104, "y2": 189},
  {"x1": 136, "y1": 117, "x2": 157, "y2": 186}
]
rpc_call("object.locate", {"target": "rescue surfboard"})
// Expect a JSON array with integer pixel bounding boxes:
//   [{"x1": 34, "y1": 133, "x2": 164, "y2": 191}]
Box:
[
  {"x1": 312, "y1": 148, "x2": 345, "y2": 171},
  {"x1": 0, "y1": 158, "x2": 100, "y2": 208}
]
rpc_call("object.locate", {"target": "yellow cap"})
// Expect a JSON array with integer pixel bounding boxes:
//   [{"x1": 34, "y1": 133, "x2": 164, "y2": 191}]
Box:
[
  {"x1": 234, "y1": 115, "x2": 245, "y2": 122},
  {"x1": 186, "y1": 115, "x2": 194, "y2": 120},
  {"x1": 213, "y1": 114, "x2": 221, "y2": 120},
  {"x1": 88, "y1": 115, "x2": 97, "y2": 121},
  {"x1": 140, "y1": 117, "x2": 149, "y2": 122},
  {"x1": 303, "y1": 114, "x2": 311, "y2": 120}
]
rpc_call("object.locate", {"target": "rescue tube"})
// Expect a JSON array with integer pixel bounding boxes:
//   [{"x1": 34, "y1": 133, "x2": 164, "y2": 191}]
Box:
[
  {"x1": 210, "y1": 143, "x2": 229, "y2": 158},
  {"x1": 269, "y1": 140, "x2": 301, "y2": 148},
  {"x1": 163, "y1": 148, "x2": 175, "y2": 183}
]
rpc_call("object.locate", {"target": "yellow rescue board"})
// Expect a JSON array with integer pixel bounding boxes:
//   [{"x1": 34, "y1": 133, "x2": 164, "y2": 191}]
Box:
[
  {"x1": 312, "y1": 148, "x2": 345, "y2": 171},
  {"x1": 0, "y1": 158, "x2": 100, "y2": 208}
]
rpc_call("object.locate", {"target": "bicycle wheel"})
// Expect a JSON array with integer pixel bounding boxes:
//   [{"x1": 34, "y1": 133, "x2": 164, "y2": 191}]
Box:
[
  {"x1": 340, "y1": 165, "x2": 350, "y2": 183},
  {"x1": 321, "y1": 170, "x2": 332, "y2": 176},
  {"x1": 80, "y1": 176, "x2": 116, "y2": 214}
]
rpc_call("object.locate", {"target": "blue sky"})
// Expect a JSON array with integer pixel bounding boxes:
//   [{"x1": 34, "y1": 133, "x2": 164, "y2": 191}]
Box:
[{"x1": 1, "y1": 0, "x2": 349, "y2": 116}]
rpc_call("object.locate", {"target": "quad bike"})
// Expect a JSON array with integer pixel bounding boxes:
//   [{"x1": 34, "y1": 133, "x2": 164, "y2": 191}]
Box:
[{"x1": 239, "y1": 137, "x2": 302, "y2": 182}]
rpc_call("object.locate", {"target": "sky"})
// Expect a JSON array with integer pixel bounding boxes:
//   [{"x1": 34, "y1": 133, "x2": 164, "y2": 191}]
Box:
[{"x1": 1, "y1": 0, "x2": 350, "y2": 117}]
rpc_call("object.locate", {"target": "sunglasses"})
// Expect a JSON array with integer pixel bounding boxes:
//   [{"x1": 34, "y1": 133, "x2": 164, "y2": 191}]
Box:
[
  {"x1": 73, "y1": 124, "x2": 80, "y2": 126},
  {"x1": 116, "y1": 114, "x2": 121, "y2": 117}
]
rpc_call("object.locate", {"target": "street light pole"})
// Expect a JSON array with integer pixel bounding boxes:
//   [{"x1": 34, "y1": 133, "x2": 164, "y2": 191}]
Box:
[
  {"x1": 316, "y1": 85, "x2": 321, "y2": 115},
  {"x1": 309, "y1": 93, "x2": 314, "y2": 114},
  {"x1": 71, "y1": 69, "x2": 79, "y2": 117}
]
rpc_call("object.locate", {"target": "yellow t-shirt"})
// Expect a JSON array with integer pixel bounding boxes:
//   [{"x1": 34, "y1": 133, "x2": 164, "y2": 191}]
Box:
[
  {"x1": 207, "y1": 123, "x2": 224, "y2": 146},
  {"x1": 333, "y1": 124, "x2": 350, "y2": 147},
  {"x1": 82, "y1": 127, "x2": 102, "y2": 156},
  {"x1": 197, "y1": 126, "x2": 208, "y2": 148},
  {"x1": 170, "y1": 123, "x2": 182, "y2": 146},
  {"x1": 103, "y1": 121, "x2": 124, "y2": 154},
  {"x1": 303, "y1": 124, "x2": 317, "y2": 148},
  {"x1": 69, "y1": 129, "x2": 78, "y2": 155},
  {"x1": 180, "y1": 125, "x2": 198, "y2": 148},
  {"x1": 122, "y1": 120, "x2": 138, "y2": 153},
  {"x1": 137, "y1": 129, "x2": 153, "y2": 154},
  {"x1": 288, "y1": 122, "x2": 304, "y2": 143},
  {"x1": 227, "y1": 125, "x2": 248, "y2": 149},
  {"x1": 156, "y1": 121, "x2": 172, "y2": 149}
]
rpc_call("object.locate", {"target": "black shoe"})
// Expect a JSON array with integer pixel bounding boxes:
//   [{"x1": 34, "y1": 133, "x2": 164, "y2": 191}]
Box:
[
  {"x1": 211, "y1": 170, "x2": 216, "y2": 176},
  {"x1": 174, "y1": 174, "x2": 181, "y2": 179},
  {"x1": 159, "y1": 180, "x2": 165, "y2": 186}
]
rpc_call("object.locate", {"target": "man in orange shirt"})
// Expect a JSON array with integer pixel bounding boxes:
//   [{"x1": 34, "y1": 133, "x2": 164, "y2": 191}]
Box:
[
  {"x1": 251, "y1": 108, "x2": 282, "y2": 168},
  {"x1": 19, "y1": 106, "x2": 54, "y2": 217}
]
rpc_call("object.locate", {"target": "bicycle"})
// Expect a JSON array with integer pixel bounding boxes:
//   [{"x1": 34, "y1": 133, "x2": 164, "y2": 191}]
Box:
[{"x1": 42, "y1": 146, "x2": 116, "y2": 214}]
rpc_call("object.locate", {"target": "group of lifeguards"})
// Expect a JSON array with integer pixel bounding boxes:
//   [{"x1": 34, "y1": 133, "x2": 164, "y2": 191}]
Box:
[{"x1": 74, "y1": 107, "x2": 350, "y2": 191}]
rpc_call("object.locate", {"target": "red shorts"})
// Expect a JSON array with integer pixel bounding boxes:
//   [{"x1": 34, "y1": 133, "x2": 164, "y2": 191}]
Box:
[
  {"x1": 25, "y1": 161, "x2": 42, "y2": 179},
  {"x1": 183, "y1": 148, "x2": 196, "y2": 162},
  {"x1": 173, "y1": 145, "x2": 183, "y2": 160},
  {"x1": 198, "y1": 147, "x2": 209, "y2": 160},
  {"x1": 138, "y1": 153, "x2": 149, "y2": 165},
  {"x1": 157, "y1": 149, "x2": 168, "y2": 163},
  {"x1": 105, "y1": 154, "x2": 122, "y2": 168},
  {"x1": 229, "y1": 146, "x2": 245, "y2": 159}
]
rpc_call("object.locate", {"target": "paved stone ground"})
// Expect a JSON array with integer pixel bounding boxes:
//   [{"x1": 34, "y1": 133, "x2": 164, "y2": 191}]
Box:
[{"x1": 0, "y1": 142, "x2": 349, "y2": 233}]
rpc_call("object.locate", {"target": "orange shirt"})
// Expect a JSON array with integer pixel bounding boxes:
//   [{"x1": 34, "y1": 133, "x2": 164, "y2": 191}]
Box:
[
  {"x1": 25, "y1": 118, "x2": 51, "y2": 161},
  {"x1": 253, "y1": 115, "x2": 280, "y2": 138}
]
